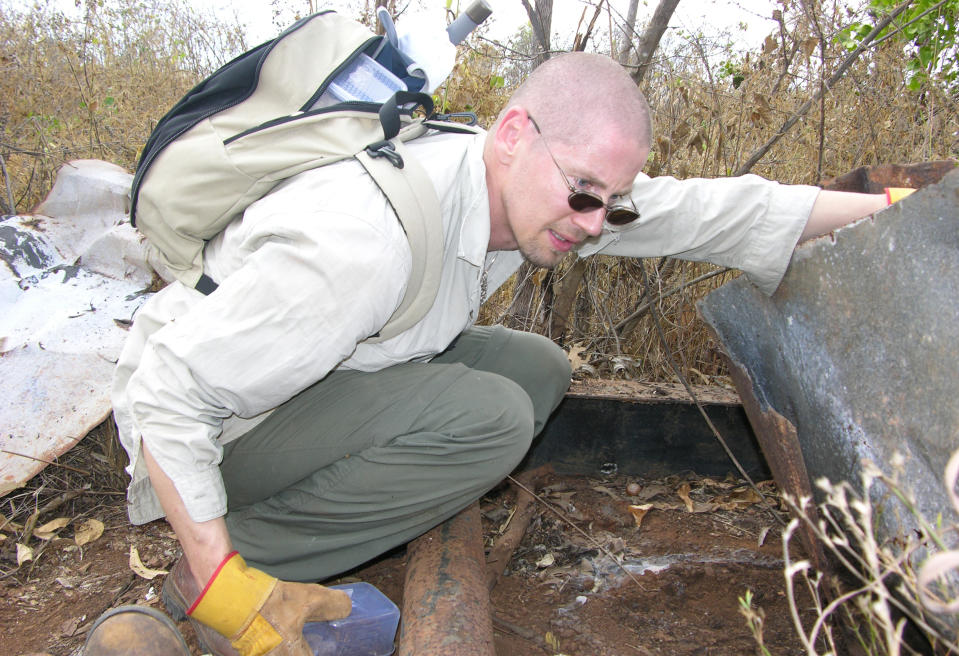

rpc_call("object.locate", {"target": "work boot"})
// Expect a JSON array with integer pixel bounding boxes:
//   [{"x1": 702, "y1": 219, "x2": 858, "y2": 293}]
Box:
[
  {"x1": 162, "y1": 555, "x2": 240, "y2": 656},
  {"x1": 82, "y1": 605, "x2": 190, "y2": 655}
]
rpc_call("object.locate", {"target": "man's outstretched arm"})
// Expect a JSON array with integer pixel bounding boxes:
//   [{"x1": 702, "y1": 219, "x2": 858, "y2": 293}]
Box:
[{"x1": 800, "y1": 190, "x2": 888, "y2": 242}]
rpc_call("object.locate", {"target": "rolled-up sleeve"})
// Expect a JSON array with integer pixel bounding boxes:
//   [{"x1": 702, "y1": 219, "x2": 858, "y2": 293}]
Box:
[{"x1": 577, "y1": 173, "x2": 819, "y2": 295}]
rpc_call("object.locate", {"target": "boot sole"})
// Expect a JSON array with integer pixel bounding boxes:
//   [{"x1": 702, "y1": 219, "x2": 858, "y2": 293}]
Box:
[{"x1": 84, "y1": 604, "x2": 190, "y2": 655}]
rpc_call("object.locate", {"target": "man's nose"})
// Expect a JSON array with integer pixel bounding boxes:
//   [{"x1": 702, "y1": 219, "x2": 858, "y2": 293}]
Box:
[{"x1": 571, "y1": 208, "x2": 605, "y2": 237}]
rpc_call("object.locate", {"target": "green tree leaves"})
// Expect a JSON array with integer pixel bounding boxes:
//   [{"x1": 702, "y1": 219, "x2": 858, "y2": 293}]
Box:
[{"x1": 837, "y1": 0, "x2": 958, "y2": 90}]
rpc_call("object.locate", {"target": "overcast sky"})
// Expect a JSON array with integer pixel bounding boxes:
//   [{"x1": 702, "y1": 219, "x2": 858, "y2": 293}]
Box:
[{"x1": 208, "y1": 0, "x2": 780, "y2": 52}]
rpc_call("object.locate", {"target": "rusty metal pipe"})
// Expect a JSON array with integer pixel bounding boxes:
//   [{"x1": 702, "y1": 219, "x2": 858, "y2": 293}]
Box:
[{"x1": 398, "y1": 502, "x2": 494, "y2": 656}]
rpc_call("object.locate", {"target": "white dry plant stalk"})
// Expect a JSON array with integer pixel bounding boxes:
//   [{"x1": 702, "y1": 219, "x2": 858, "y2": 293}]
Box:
[{"x1": 757, "y1": 450, "x2": 959, "y2": 656}]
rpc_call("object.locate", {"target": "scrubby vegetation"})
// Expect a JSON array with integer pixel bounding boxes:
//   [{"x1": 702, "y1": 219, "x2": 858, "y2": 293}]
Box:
[{"x1": 1, "y1": 0, "x2": 956, "y2": 384}]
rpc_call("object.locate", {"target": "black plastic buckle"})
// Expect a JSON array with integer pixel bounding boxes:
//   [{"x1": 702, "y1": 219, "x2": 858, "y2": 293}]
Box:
[
  {"x1": 365, "y1": 140, "x2": 405, "y2": 169},
  {"x1": 433, "y1": 111, "x2": 479, "y2": 126}
]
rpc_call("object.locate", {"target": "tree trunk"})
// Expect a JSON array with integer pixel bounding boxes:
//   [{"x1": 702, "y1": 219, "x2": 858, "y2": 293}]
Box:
[
  {"x1": 548, "y1": 259, "x2": 588, "y2": 344},
  {"x1": 630, "y1": 0, "x2": 682, "y2": 85},
  {"x1": 521, "y1": 0, "x2": 553, "y2": 65},
  {"x1": 619, "y1": 0, "x2": 640, "y2": 64}
]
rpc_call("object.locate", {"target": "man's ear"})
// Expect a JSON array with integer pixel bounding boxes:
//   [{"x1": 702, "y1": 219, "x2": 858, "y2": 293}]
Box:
[{"x1": 491, "y1": 106, "x2": 529, "y2": 165}]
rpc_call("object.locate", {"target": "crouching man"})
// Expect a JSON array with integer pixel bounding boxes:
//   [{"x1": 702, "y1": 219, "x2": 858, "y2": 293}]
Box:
[{"x1": 103, "y1": 53, "x2": 887, "y2": 656}]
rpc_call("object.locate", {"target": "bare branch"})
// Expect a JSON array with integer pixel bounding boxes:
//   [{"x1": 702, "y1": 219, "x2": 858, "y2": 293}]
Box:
[{"x1": 734, "y1": 0, "x2": 915, "y2": 176}]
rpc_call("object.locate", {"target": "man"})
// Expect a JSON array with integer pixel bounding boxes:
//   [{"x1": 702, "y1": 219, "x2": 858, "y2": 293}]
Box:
[{"x1": 110, "y1": 53, "x2": 887, "y2": 655}]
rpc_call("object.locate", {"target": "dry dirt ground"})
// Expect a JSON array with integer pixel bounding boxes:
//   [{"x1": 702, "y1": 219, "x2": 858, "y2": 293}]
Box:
[{"x1": 1, "y1": 459, "x2": 817, "y2": 656}]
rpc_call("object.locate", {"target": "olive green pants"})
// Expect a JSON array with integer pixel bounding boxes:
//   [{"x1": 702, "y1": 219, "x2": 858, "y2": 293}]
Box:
[{"x1": 220, "y1": 326, "x2": 571, "y2": 581}]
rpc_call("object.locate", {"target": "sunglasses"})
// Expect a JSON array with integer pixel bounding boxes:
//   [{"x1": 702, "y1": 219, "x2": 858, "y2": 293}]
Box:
[{"x1": 528, "y1": 116, "x2": 640, "y2": 226}]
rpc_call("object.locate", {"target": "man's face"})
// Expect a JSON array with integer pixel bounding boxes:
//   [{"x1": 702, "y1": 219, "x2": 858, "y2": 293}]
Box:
[{"x1": 499, "y1": 119, "x2": 649, "y2": 268}]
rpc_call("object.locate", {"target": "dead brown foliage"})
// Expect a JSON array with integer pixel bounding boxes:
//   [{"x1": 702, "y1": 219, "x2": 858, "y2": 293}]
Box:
[
  {"x1": 0, "y1": 0, "x2": 245, "y2": 213},
  {"x1": 478, "y1": 0, "x2": 959, "y2": 384},
  {"x1": 2, "y1": 1, "x2": 957, "y2": 384}
]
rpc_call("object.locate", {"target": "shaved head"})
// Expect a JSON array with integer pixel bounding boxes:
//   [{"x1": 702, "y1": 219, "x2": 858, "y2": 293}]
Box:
[
  {"x1": 495, "y1": 53, "x2": 652, "y2": 149},
  {"x1": 483, "y1": 53, "x2": 652, "y2": 265}
]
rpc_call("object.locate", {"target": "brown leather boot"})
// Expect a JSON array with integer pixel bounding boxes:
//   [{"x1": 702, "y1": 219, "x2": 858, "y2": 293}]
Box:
[
  {"x1": 82, "y1": 605, "x2": 190, "y2": 655},
  {"x1": 161, "y1": 555, "x2": 240, "y2": 656}
]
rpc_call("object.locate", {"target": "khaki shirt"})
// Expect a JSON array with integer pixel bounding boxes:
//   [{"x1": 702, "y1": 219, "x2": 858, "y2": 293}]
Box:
[{"x1": 113, "y1": 129, "x2": 817, "y2": 524}]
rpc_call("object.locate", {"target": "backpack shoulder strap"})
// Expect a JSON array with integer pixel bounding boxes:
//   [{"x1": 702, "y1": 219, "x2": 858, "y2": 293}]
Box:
[{"x1": 355, "y1": 136, "x2": 443, "y2": 343}]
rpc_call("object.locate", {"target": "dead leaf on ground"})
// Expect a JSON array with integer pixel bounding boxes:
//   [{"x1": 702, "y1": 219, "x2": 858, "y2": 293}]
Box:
[
  {"x1": 17, "y1": 542, "x2": 34, "y2": 566},
  {"x1": 548, "y1": 490, "x2": 577, "y2": 509},
  {"x1": 34, "y1": 517, "x2": 71, "y2": 540},
  {"x1": 536, "y1": 552, "x2": 556, "y2": 568},
  {"x1": 545, "y1": 631, "x2": 561, "y2": 652},
  {"x1": 690, "y1": 501, "x2": 720, "y2": 513},
  {"x1": 591, "y1": 485, "x2": 619, "y2": 500},
  {"x1": 566, "y1": 345, "x2": 591, "y2": 373},
  {"x1": 0, "y1": 513, "x2": 23, "y2": 531},
  {"x1": 74, "y1": 518, "x2": 105, "y2": 546},
  {"x1": 129, "y1": 545, "x2": 168, "y2": 580},
  {"x1": 729, "y1": 487, "x2": 763, "y2": 504},
  {"x1": 59, "y1": 615, "x2": 83, "y2": 637},
  {"x1": 758, "y1": 525, "x2": 773, "y2": 547},
  {"x1": 634, "y1": 483, "x2": 670, "y2": 501},
  {"x1": 628, "y1": 504, "x2": 653, "y2": 528},
  {"x1": 677, "y1": 483, "x2": 695, "y2": 512}
]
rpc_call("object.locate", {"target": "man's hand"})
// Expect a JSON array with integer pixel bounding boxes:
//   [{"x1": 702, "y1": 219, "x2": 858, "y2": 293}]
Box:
[{"x1": 189, "y1": 552, "x2": 352, "y2": 656}]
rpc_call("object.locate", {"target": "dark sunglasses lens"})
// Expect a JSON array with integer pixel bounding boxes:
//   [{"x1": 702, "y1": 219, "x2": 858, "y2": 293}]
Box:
[
  {"x1": 605, "y1": 206, "x2": 639, "y2": 225},
  {"x1": 567, "y1": 191, "x2": 604, "y2": 213}
]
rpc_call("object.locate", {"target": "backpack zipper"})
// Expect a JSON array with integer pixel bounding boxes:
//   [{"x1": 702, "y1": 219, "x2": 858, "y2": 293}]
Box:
[
  {"x1": 131, "y1": 10, "x2": 338, "y2": 223},
  {"x1": 222, "y1": 101, "x2": 385, "y2": 145}
]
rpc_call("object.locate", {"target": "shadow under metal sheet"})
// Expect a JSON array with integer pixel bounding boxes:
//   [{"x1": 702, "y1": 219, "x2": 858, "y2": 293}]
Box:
[{"x1": 524, "y1": 382, "x2": 768, "y2": 480}]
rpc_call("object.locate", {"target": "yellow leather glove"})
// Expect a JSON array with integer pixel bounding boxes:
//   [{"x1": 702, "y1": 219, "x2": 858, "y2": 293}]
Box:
[
  {"x1": 188, "y1": 552, "x2": 352, "y2": 656},
  {"x1": 886, "y1": 187, "x2": 916, "y2": 204}
]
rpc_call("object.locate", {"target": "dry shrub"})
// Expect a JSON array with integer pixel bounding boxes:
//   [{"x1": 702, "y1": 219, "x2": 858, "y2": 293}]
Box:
[
  {"x1": 0, "y1": 0, "x2": 245, "y2": 212},
  {"x1": 2, "y1": 1, "x2": 956, "y2": 385},
  {"x1": 772, "y1": 453, "x2": 959, "y2": 655}
]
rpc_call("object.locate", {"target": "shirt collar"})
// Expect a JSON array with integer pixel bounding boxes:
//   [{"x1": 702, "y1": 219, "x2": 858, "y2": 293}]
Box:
[{"x1": 457, "y1": 134, "x2": 492, "y2": 268}]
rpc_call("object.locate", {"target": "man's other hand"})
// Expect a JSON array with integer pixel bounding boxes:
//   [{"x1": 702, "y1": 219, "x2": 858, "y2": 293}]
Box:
[{"x1": 189, "y1": 552, "x2": 352, "y2": 656}]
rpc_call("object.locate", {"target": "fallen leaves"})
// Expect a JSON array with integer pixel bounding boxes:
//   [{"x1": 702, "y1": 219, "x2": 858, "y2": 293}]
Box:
[
  {"x1": 34, "y1": 517, "x2": 71, "y2": 540},
  {"x1": 129, "y1": 545, "x2": 168, "y2": 580},
  {"x1": 74, "y1": 518, "x2": 104, "y2": 546},
  {"x1": 628, "y1": 503, "x2": 653, "y2": 528},
  {"x1": 17, "y1": 542, "x2": 34, "y2": 565},
  {"x1": 535, "y1": 552, "x2": 555, "y2": 569},
  {"x1": 7, "y1": 512, "x2": 107, "y2": 574},
  {"x1": 677, "y1": 483, "x2": 695, "y2": 512}
]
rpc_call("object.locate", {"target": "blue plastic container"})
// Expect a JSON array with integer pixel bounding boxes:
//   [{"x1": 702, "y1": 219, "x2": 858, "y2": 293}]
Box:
[{"x1": 302, "y1": 582, "x2": 400, "y2": 656}]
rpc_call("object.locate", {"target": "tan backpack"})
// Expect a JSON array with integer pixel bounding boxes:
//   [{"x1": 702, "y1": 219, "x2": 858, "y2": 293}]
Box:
[{"x1": 131, "y1": 11, "x2": 478, "y2": 341}]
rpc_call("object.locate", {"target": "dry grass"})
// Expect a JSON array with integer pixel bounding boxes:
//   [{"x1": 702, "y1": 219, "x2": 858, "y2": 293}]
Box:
[
  {"x1": 2, "y1": 0, "x2": 957, "y2": 383},
  {"x1": 0, "y1": 0, "x2": 245, "y2": 213}
]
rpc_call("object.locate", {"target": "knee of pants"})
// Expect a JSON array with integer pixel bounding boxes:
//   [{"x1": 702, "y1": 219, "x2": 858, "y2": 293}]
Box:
[
  {"x1": 501, "y1": 330, "x2": 572, "y2": 428},
  {"x1": 519, "y1": 331, "x2": 573, "y2": 393},
  {"x1": 424, "y1": 368, "x2": 536, "y2": 470}
]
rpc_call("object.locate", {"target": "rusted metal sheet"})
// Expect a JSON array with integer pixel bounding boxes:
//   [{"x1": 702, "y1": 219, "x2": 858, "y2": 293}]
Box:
[
  {"x1": 0, "y1": 160, "x2": 156, "y2": 496},
  {"x1": 699, "y1": 170, "x2": 959, "y2": 575},
  {"x1": 399, "y1": 502, "x2": 494, "y2": 656},
  {"x1": 821, "y1": 160, "x2": 956, "y2": 193},
  {"x1": 719, "y1": 356, "x2": 827, "y2": 570}
]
